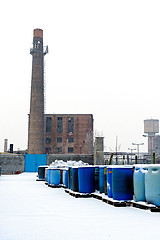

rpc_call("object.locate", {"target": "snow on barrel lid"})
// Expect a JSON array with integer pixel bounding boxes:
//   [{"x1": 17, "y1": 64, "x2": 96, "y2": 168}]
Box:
[{"x1": 108, "y1": 165, "x2": 133, "y2": 169}]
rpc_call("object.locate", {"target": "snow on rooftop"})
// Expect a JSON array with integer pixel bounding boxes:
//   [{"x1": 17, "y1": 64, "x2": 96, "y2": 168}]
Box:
[{"x1": 0, "y1": 173, "x2": 160, "y2": 240}]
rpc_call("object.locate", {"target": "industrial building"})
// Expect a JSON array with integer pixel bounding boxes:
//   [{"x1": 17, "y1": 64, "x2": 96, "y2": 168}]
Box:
[{"x1": 45, "y1": 114, "x2": 93, "y2": 154}]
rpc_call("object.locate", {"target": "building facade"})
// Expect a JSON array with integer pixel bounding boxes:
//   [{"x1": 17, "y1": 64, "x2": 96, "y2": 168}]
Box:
[{"x1": 45, "y1": 114, "x2": 93, "y2": 154}]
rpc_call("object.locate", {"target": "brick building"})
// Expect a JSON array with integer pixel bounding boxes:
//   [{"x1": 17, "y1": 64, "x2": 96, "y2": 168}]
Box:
[{"x1": 45, "y1": 114, "x2": 93, "y2": 154}]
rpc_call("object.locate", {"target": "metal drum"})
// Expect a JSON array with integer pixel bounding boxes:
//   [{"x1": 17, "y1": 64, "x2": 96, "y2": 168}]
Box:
[
  {"x1": 78, "y1": 166, "x2": 94, "y2": 194},
  {"x1": 99, "y1": 166, "x2": 106, "y2": 193},
  {"x1": 112, "y1": 166, "x2": 133, "y2": 201},
  {"x1": 50, "y1": 168, "x2": 61, "y2": 186},
  {"x1": 107, "y1": 167, "x2": 113, "y2": 198},
  {"x1": 63, "y1": 168, "x2": 68, "y2": 188},
  {"x1": 38, "y1": 166, "x2": 48, "y2": 180},
  {"x1": 94, "y1": 166, "x2": 99, "y2": 191},
  {"x1": 68, "y1": 167, "x2": 73, "y2": 190},
  {"x1": 72, "y1": 167, "x2": 79, "y2": 192}
]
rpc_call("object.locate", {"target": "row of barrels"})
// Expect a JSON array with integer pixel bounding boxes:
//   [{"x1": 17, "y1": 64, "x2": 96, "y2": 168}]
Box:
[{"x1": 38, "y1": 164, "x2": 160, "y2": 207}]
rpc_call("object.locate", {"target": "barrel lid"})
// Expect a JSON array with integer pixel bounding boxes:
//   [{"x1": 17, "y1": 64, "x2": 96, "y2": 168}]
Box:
[
  {"x1": 78, "y1": 165, "x2": 94, "y2": 169},
  {"x1": 133, "y1": 164, "x2": 149, "y2": 169},
  {"x1": 109, "y1": 165, "x2": 133, "y2": 169},
  {"x1": 47, "y1": 167, "x2": 61, "y2": 170},
  {"x1": 147, "y1": 164, "x2": 160, "y2": 169},
  {"x1": 99, "y1": 165, "x2": 108, "y2": 168}
]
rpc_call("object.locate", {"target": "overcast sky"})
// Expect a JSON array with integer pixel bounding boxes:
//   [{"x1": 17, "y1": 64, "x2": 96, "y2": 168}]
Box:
[{"x1": 1, "y1": 0, "x2": 160, "y2": 153}]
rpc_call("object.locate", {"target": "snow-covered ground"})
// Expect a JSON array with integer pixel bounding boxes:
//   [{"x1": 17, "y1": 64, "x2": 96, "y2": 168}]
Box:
[{"x1": 0, "y1": 173, "x2": 160, "y2": 240}]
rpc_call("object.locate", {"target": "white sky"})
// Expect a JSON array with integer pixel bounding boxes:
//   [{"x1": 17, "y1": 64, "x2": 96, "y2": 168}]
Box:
[{"x1": 1, "y1": 0, "x2": 160, "y2": 152}]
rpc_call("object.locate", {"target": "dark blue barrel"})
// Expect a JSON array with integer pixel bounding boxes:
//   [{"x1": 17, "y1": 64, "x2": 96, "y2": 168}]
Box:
[
  {"x1": 145, "y1": 165, "x2": 160, "y2": 206},
  {"x1": 94, "y1": 166, "x2": 99, "y2": 191},
  {"x1": 50, "y1": 168, "x2": 61, "y2": 186},
  {"x1": 63, "y1": 169, "x2": 68, "y2": 188},
  {"x1": 45, "y1": 168, "x2": 48, "y2": 182},
  {"x1": 133, "y1": 165, "x2": 148, "y2": 202},
  {"x1": 72, "y1": 167, "x2": 79, "y2": 192},
  {"x1": 78, "y1": 166, "x2": 94, "y2": 193},
  {"x1": 112, "y1": 166, "x2": 133, "y2": 201},
  {"x1": 38, "y1": 166, "x2": 48, "y2": 180},
  {"x1": 68, "y1": 167, "x2": 73, "y2": 190},
  {"x1": 107, "y1": 167, "x2": 113, "y2": 198},
  {"x1": 99, "y1": 166, "x2": 105, "y2": 193},
  {"x1": 104, "y1": 167, "x2": 108, "y2": 195},
  {"x1": 60, "y1": 169, "x2": 63, "y2": 184},
  {"x1": 47, "y1": 168, "x2": 51, "y2": 185},
  {"x1": 0, "y1": 167, "x2": 1, "y2": 176}
]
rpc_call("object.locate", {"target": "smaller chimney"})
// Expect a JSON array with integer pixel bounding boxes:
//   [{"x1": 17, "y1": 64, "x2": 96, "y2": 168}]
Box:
[{"x1": 4, "y1": 139, "x2": 8, "y2": 153}]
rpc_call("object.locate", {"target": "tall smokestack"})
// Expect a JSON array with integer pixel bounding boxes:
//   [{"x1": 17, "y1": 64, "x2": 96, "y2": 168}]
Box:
[{"x1": 28, "y1": 29, "x2": 48, "y2": 154}]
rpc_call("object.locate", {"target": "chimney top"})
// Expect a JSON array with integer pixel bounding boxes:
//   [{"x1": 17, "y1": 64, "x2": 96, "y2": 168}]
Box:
[{"x1": 34, "y1": 29, "x2": 43, "y2": 38}]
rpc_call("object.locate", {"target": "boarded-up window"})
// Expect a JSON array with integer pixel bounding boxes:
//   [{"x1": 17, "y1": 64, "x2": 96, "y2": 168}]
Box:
[
  {"x1": 57, "y1": 117, "x2": 63, "y2": 133},
  {"x1": 68, "y1": 117, "x2": 74, "y2": 133}
]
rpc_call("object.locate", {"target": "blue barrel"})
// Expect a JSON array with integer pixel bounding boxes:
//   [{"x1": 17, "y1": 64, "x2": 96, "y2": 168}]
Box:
[
  {"x1": 68, "y1": 167, "x2": 73, "y2": 190},
  {"x1": 72, "y1": 167, "x2": 79, "y2": 192},
  {"x1": 63, "y1": 169, "x2": 68, "y2": 188},
  {"x1": 133, "y1": 165, "x2": 148, "y2": 202},
  {"x1": 0, "y1": 167, "x2": 1, "y2": 176},
  {"x1": 104, "y1": 167, "x2": 108, "y2": 195},
  {"x1": 145, "y1": 165, "x2": 160, "y2": 206},
  {"x1": 112, "y1": 166, "x2": 133, "y2": 201},
  {"x1": 38, "y1": 166, "x2": 47, "y2": 180},
  {"x1": 78, "y1": 166, "x2": 94, "y2": 193},
  {"x1": 50, "y1": 168, "x2": 61, "y2": 186},
  {"x1": 107, "y1": 167, "x2": 113, "y2": 198},
  {"x1": 60, "y1": 169, "x2": 63, "y2": 184},
  {"x1": 47, "y1": 168, "x2": 51, "y2": 185},
  {"x1": 99, "y1": 166, "x2": 105, "y2": 193},
  {"x1": 45, "y1": 168, "x2": 48, "y2": 182},
  {"x1": 94, "y1": 166, "x2": 99, "y2": 191}
]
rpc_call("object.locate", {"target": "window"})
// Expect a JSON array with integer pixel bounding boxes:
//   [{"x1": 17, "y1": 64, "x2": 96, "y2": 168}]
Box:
[
  {"x1": 45, "y1": 147, "x2": 51, "y2": 153},
  {"x1": 68, "y1": 147, "x2": 74, "y2": 153},
  {"x1": 57, "y1": 137, "x2": 62, "y2": 143},
  {"x1": 46, "y1": 138, "x2": 51, "y2": 144},
  {"x1": 57, "y1": 147, "x2": 62, "y2": 154},
  {"x1": 46, "y1": 117, "x2": 52, "y2": 133},
  {"x1": 57, "y1": 117, "x2": 63, "y2": 133},
  {"x1": 68, "y1": 137, "x2": 74, "y2": 143},
  {"x1": 68, "y1": 117, "x2": 74, "y2": 133}
]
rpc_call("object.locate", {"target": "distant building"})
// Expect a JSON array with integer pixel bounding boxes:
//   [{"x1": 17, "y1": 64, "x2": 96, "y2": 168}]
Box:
[
  {"x1": 144, "y1": 119, "x2": 160, "y2": 157},
  {"x1": 44, "y1": 114, "x2": 93, "y2": 154}
]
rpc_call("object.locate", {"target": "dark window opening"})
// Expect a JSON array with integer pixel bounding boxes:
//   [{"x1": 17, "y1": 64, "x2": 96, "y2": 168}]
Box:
[
  {"x1": 46, "y1": 117, "x2": 52, "y2": 133},
  {"x1": 57, "y1": 137, "x2": 62, "y2": 143},
  {"x1": 68, "y1": 117, "x2": 74, "y2": 133},
  {"x1": 46, "y1": 138, "x2": 51, "y2": 144},
  {"x1": 45, "y1": 147, "x2": 51, "y2": 154},
  {"x1": 68, "y1": 137, "x2": 74, "y2": 143},
  {"x1": 57, "y1": 117, "x2": 63, "y2": 133},
  {"x1": 57, "y1": 147, "x2": 62, "y2": 154},
  {"x1": 68, "y1": 147, "x2": 74, "y2": 153}
]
